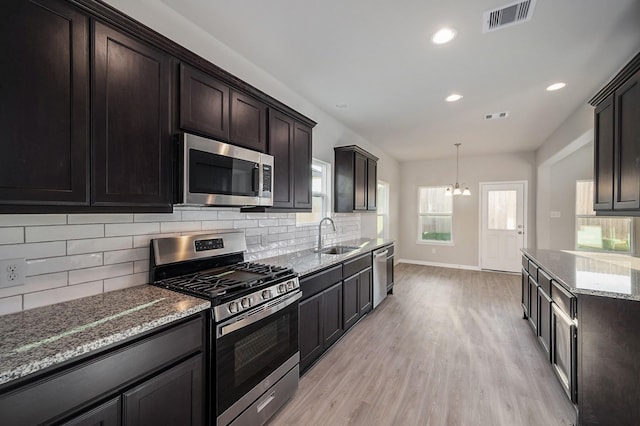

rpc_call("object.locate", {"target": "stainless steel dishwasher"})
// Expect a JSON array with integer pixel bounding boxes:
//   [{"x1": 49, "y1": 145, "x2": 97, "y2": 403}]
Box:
[{"x1": 373, "y1": 246, "x2": 390, "y2": 308}]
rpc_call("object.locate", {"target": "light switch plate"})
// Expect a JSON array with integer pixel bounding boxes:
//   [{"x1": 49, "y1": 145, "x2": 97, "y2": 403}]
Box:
[
  {"x1": 0, "y1": 258, "x2": 26, "y2": 288},
  {"x1": 550, "y1": 211, "x2": 561, "y2": 218}
]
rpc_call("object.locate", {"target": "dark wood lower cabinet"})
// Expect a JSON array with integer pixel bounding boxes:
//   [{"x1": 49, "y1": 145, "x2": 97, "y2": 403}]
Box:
[
  {"x1": 323, "y1": 282, "x2": 344, "y2": 348},
  {"x1": 123, "y1": 354, "x2": 203, "y2": 426},
  {"x1": 528, "y1": 276, "x2": 538, "y2": 334},
  {"x1": 343, "y1": 274, "x2": 359, "y2": 331},
  {"x1": 299, "y1": 292, "x2": 323, "y2": 372},
  {"x1": 62, "y1": 398, "x2": 121, "y2": 426},
  {"x1": 358, "y1": 267, "x2": 372, "y2": 314},
  {"x1": 521, "y1": 268, "x2": 529, "y2": 317},
  {"x1": 538, "y1": 288, "x2": 552, "y2": 360}
]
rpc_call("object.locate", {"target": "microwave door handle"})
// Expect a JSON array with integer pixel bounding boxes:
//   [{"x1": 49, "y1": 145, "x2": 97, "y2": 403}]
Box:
[{"x1": 252, "y1": 164, "x2": 260, "y2": 192}]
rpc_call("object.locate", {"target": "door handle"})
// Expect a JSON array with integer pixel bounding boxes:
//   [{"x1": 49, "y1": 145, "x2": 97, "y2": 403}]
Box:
[{"x1": 518, "y1": 231, "x2": 524, "y2": 235}]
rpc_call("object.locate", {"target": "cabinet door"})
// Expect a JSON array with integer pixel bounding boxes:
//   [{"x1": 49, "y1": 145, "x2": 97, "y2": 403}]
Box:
[
  {"x1": 358, "y1": 267, "x2": 372, "y2": 314},
  {"x1": 614, "y1": 69, "x2": 640, "y2": 210},
  {"x1": 180, "y1": 64, "x2": 230, "y2": 141},
  {"x1": 0, "y1": 0, "x2": 89, "y2": 206},
  {"x1": 62, "y1": 398, "x2": 121, "y2": 426},
  {"x1": 521, "y1": 269, "x2": 529, "y2": 318},
  {"x1": 293, "y1": 122, "x2": 313, "y2": 210},
  {"x1": 538, "y1": 289, "x2": 552, "y2": 361},
  {"x1": 594, "y1": 95, "x2": 615, "y2": 211},
  {"x1": 299, "y1": 292, "x2": 323, "y2": 372},
  {"x1": 343, "y1": 274, "x2": 359, "y2": 331},
  {"x1": 230, "y1": 90, "x2": 266, "y2": 152},
  {"x1": 367, "y1": 158, "x2": 377, "y2": 211},
  {"x1": 269, "y1": 110, "x2": 294, "y2": 208},
  {"x1": 323, "y1": 281, "x2": 344, "y2": 348},
  {"x1": 354, "y1": 153, "x2": 367, "y2": 211},
  {"x1": 92, "y1": 22, "x2": 171, "y2": 208},
  {"x1": 528, "y1": 276, "x2": 538, "y2": 334},
  {"x1": 551, "y1": 304, "x2": 577, "y2": 403},
  {"x1": 123, "y1": 354, "x2": 203, "y2": 426}
]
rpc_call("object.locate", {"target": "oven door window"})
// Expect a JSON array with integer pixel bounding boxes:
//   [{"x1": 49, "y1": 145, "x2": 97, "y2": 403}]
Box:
[
  {"x1": 216, "y1": 300, "x2": 298, "y2": 415},
  {"x1": 189, "y1": 148, "x2": 258, "y2": 197}
]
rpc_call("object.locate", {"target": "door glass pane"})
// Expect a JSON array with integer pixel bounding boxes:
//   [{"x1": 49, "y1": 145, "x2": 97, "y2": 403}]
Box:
[{"x1": 487, "y1": 190, "x2": 517, "y2": 230}]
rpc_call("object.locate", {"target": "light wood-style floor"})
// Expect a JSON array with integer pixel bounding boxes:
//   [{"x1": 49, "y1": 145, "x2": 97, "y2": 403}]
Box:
[{"x1": 270, "y1": 263, "x2": 576, "y2": 426}]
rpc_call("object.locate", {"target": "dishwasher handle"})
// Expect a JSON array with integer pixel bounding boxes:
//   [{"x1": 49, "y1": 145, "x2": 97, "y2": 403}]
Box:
[{"x1": 374, "y1": 250, "x2": 389, "y2": 260}]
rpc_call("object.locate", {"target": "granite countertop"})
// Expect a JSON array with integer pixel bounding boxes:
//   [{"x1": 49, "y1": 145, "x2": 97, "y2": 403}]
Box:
[
  {"x1": 522, "y1": 248, "x2": 640, "y2": 301},
  {"x1": 0, "y1": 285, "x2": 210, "y2": 386},
  {"x1": 260, "y1": 238, "x2": 394, "y2": 277}
]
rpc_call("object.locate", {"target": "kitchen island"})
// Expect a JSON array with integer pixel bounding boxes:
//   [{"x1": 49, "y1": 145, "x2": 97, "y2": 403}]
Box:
[{"x1": 522, "y1": 248, "x2": 640, "y2": 426}]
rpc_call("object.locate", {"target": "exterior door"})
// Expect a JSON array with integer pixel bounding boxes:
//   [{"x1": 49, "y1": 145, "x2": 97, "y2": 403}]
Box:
[{"x1": 480, "y1": 182, "x2": 526, "y2": 272}]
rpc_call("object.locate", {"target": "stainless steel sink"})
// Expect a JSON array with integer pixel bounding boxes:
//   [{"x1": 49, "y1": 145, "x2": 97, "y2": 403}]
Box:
[{"x1": 317, "y1": 245, "x2": 360, "y2": 255}]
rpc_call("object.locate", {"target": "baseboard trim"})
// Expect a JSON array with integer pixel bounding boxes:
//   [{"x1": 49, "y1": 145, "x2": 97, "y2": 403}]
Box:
[{"x1": 397, "y1": 259, "x2": 482, "y2": 271}]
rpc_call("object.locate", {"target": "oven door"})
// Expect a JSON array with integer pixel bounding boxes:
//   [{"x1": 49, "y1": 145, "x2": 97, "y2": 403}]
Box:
[{"x1": 215, "y1": 291, "x2": 300, "y2": 420}]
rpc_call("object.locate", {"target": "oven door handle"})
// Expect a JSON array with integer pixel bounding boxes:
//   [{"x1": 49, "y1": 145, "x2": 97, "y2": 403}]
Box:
[{"x1": 217, "y1": 291, "x2": 301, "y2": 339}]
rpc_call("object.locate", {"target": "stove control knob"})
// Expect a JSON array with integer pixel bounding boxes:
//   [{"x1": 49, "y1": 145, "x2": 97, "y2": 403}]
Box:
[
  {"x1": 286, "y1": 281, "x2": 294, "y2": 290},
  {"x1": 241, "y1": 297, "x2": 251, "y2": 308},
  {"x1": 228, "y1": 301, "x2": 239, "y2": 313},
  {"x1": 278, "y1": 284, "x2": 286, "y2": 294},
  {"x1": 262, "y1": 289, "x2": 271, "y2": 300}
]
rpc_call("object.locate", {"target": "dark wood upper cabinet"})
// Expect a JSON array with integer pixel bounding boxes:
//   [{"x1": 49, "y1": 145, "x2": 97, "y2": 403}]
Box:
[
  {"x1": 268, "y1": 110, "x2": 313, "y2": 211},
  {"x1": 92, "y1": 22, "x2": 172, "y2": 209},
  {"x1": 269, "y1": 110, "x2": 295, "y2": 209},
  {"x1": 230, "y1": 90, "x2": 267, "y2": 152},
  {"x1": 591, "y1": 52, "x2": 640, "y2": 214},
  {"x1": 594, "y1": 95, "x2": 614, "y2": 211},
  {"x1": 0, "y1": 0, "x2": 89, "y2": 207},
  {"x1": 293, "y1": 122, "x2": 313, "y2": 210},
  {"x1": 613, "y1": 69, "x2": 640, "y2": 210},
  {"x1": 180, "y1": 64, "x2": 230, "y2": 141},
  {"x1": 334, "y1": 146, "x2": 378, "y2": 213}
]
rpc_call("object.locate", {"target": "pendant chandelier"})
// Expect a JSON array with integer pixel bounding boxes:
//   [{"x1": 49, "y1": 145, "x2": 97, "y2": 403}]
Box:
[{"x1": 445, "y1": 143, "x2": 471, "y2": 196}]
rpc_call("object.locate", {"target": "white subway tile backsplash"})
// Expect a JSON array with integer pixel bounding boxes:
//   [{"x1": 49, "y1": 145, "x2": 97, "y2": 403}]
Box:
[
  {"x1": 69, "y1": 263, "x2": 133, "y2": 285},
  {"x1": 27, "y1": 253, "x2": 103, "y2": 276},
  {"x1": 134, "y1": 212, "x2": 182, "y2": 222},
  {"x1": 0, "y1": 296, "x2": 22, "y2": 315},
  {"x1": 23, "y1": 281, "x2": 103, "y2": 310},
  {"x1": 0, "y1": 241, "x2": 66, "y2": 261},
  {"x1": 0, "y1": 214, "x2": 67, "y2": 227},
  {"x1": 104, "y1": 248, "x2": 148, "y2": 265},
  {"x1": 0, "y1": 210, "x2": 361, "y2": 314},
  {"x1": 0, "y1": 272, "x2": 68, "y2": 298},
  {"x1": 104, "y1": 272, "x2": 147, "y2": 292},
  {"x1": 26, "y1": 224, "x2": 104, "y2": 243},
  {"x1": 0, "y1": 227, "x2": 24, "y2": 245},
  {"x1": 105, "y1": 222, "x2": 159, "y2": 237},
  {"x1": 67, "y1": 236, "x2": 133, "y2": 255},
  {"x1": 68, "y1": 214, "x2": 133, "y2": 224},
  {"x1": 160, "y1": 221, "x2": 201, "y2": 233}
]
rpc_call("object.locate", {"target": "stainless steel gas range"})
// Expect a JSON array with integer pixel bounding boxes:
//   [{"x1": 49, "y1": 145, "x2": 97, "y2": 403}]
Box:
[{"x1": 149, "y1": 232, "x2": 300, "y2": 426}]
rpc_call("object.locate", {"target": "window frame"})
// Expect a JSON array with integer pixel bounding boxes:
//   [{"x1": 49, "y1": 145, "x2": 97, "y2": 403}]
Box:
[
  {"x1": 295, "y1": 158, "x2": 331, "y2": 227},
  {"x1": 575, "y1": 179, "x2": 632, "y2": 253},
  {"x1": 377, "y1": 180, "x2": 389, "y2": 239},
  {"x1": 416, "y1": 186, "x2": 454, "y2": 245}
]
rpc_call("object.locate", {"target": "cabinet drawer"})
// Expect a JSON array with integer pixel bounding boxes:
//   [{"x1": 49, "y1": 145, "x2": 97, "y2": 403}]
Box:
[
  {"x1": 343, "y1": 253, "x2": 372, "y2": 278},
  {"x1": 522, "y1": 256, "x2": 529, "y2": 272},
  {"x1": 528, "y1": 260, "x2": 539, "y2": 282},
  {"x1": 538, "y1": 269, "x2": 552, "y2": 295},
  {"x1": 300, "y1": 265, "x2": 342, "y2": 299},
  {"x1": 552, "y1": 280, "x2": 576, "y2": 318},
  {"x1": 0, "y1": 316, "x2": 203, "y2": 425}
]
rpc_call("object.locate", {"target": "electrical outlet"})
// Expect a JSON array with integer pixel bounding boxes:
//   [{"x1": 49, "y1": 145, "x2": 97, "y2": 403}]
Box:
[
  {"x1": 431, "y1": 248, "x2": 436, "y2": 254},
  {"x1": 0, "y1": 258, "x2": 26, "y2": 288}
]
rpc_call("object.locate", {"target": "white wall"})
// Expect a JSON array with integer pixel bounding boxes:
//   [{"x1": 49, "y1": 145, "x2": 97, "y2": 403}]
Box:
[{"x1": 398, "y1": 152, "x2": 536, "y2": 269}]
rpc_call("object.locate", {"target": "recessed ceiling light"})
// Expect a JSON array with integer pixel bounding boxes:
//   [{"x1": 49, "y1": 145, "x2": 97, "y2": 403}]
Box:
[
  {"x1": 546, "y1": 82, "x2": 566, "y2": 91},
  {"x1": 431, "y1": 28, "x2": 457, "y2": 45},
  {"x1": 445, "y1": 94, "x2": 463, "y2": 102}
]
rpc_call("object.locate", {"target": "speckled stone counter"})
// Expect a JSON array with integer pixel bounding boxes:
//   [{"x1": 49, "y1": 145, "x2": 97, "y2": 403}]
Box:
[
  {"x1": 0, "y1": 285, "x2": 210, "y2": 385},
  {"x1": 260, "y1": 238, "x2": 394, "y2": 277},
  {"x1": 522, "y1": 248, "x2": 640, "y2": 301}
]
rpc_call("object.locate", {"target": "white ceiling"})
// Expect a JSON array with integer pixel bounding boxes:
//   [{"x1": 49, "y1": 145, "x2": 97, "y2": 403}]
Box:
[{"x1": 159, "y1": 0, "x2": 640, "y2": 161}]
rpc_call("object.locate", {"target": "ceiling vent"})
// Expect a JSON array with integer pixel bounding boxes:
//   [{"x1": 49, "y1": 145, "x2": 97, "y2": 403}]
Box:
[
  {"x1": 482, "y1": 0, "x2": 536, "y2": 33},
  {"x1": 484, "y1": 111, "x2": 509, "y2": 120}
]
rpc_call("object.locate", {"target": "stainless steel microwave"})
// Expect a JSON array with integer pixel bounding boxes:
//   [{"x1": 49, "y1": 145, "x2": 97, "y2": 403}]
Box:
[{"x1": 175, "y1": 133, "x2": 273, "y2": 207}]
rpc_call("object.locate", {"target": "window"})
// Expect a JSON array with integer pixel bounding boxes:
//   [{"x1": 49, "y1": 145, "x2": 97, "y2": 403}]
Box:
[
  {"x1": 418, "y1": 186, "x2": 453, "y2": 243},
  {"x1": 377, "y1": 181, "x2": 389, "y2": 239},
  {"x1": 576, "y1": 180, "x2": 631, "y2": 253},
  {"x1": 296, "y1": 159, "x2": 331, "y2": 225}
]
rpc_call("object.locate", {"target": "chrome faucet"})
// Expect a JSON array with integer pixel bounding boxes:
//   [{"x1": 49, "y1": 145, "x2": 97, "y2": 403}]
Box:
[{"x1": 317, "y1": 217, "x2": 336, "y2": 252}]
